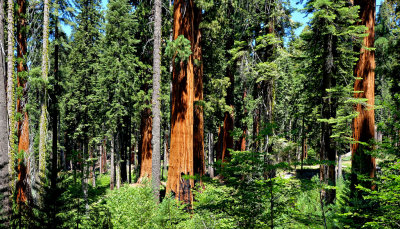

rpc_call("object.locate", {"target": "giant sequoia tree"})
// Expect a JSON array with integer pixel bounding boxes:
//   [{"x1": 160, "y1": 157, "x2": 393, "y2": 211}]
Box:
[
  {"x1": 16, "y1": 0, "x2": 30, "y2": 204},
  {"x1": 351, "y1": 0, "x2": 377, "y2": 193},
  {"x1": 167, "y1": 0, "x2": 204, "y2": 202}
]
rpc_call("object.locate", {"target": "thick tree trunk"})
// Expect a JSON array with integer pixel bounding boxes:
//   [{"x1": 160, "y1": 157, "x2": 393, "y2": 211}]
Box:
[
  {"x1": 110, "y1": 136, "x2": 115, "y2": 190},
  {"x1": 351, "y1": 0, "x2": 376, "y2": 194},
  {"x1": 166, "y1": 0, "x2": 196, "y2": 203},
  {"x1": 139, "y1": 108, "x2": 152, "y2": 181},
  {"x1": 193, "y1": 6, "x2": 205, "y2": 178},
  {"x1": 0, "y1": 0, "x2": 10, "y2": 219},
  {"x1": 151, "y1": 0, "x2": 162, "y2": 201},
  {"x1": 16, "y1": 0, "x2": 29, "y2": 204}
]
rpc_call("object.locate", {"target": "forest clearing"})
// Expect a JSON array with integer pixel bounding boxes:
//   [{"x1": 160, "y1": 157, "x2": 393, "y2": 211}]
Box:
[{"x1": 0, "y1": 0, "x2": 400, "y2": 228}]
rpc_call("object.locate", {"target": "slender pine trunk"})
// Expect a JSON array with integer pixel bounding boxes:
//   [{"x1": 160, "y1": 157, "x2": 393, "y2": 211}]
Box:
[
  {"x1": 0, "y1": 0, "x2": 10, "y2": 220},
  {"x1": 110, "y1": 135, "x2": 115, "y2": 190},
  {"x1": 6, "y1": 0, "x2": 15, "y2": 197},
  {"x1": 151, "y1": 0, "x2": 162, "y2": 202},
  {"x1": 39, "y1": 0, "x2": 50, "y2": 182}
]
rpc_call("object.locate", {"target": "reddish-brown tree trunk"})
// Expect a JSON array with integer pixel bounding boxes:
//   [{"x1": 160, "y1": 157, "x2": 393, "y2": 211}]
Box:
[
  {"x1": 216, "y1": 57, "x2": 234, "y2": 161},
  {"x1": 351, "y1": 0, "x2": 376, "y2": 193},
  {"x1": 193, "y1": 6, "x2": 205, "y2": 178},
  {"x1": 16, "y1": 0, "x2": 29, "y2": 204},
  {"x1": 166, "y1": 0, "x2": 196, "y2": 203},
  {"x1": 139, "y1": 108, "x2": 152, "y2": 181},
  {"x1": 235, "y1": 90, "x2": 247, "y2": 151}
]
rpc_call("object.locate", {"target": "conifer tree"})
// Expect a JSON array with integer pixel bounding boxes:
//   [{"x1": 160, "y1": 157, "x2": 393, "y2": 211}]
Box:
[
  {"x1": 302, "y1": 0, "x2": 365, "y2": 203},
  {"x1": 0, "y1": 0, "x2": 10, "y2": 220},
  {"x1": 16, "y1": 0, "x2": 30, "y2": 204},
  {"x1": 38, "y1": 0, "x2": 50, "y2": 182},
  {"x1": 6, "y1": 0, "x2": 15, "y2": 197},
  {"x1": 100, "y1": 0, "x2": 141, "y2": 186},
  {"x1": 351, "y1": 0, "x2": 377, "y2": 195},
  {"x1": 167, "y1": 0, "x2": 197, "y2": 202},
  {"x1": 151, "y1": 0, "x2": 162, "y2": 200},
  {"x1": 66, "y1": 0, "x2": 102, "y2": 209}
]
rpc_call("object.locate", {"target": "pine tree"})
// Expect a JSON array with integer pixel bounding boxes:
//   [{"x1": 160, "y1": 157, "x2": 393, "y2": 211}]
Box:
[
  {"x1": 0, "y1": 0, "x2": 10, "y2": 221},
  {"x1": 100, "y1": 0, "x2": 141, "y2": 186},
  {"x1": 151, "y1": 0, "x2": 162, "y2": 201},
  {"x1": 302, "y1": 0, "x2": 365, "y2": 203},
  {"x1": 38, "y1": 0, "x2": 50, "y2": 183},
  {"x1": 66, "y1": 0, "x2": 102, "y2": 210},
  {"x1": 6, "y1": 0, "x2": 15, "y2": 198}
]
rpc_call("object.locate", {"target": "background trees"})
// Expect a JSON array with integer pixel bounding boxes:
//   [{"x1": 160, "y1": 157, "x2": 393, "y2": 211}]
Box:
[{"x1": 0, "y1": 0, "x2": 399, "y2": 228}]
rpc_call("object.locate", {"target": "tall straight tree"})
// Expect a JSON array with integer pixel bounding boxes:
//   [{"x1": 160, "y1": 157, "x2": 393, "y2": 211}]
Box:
[
  {"x1": 216, "y1": 2, "x2": 234, "y2": 163},
  {"x1": 6, "y1": 0, "x2": 15, "y2": 199},
  {"x1": 16, "y1": 0, "x2": 29, "y2": 204},
  {"x1": 67, "y1": 0, "x2": 102, "y2": 206},
  {"x1": 0, "y1": 0, "x2": 10, "y2": 219},
  {"x1": 303, "y1": 0, "x2": 365, "y2": 203},
  {"x1": 151, "y1": 0, "x2": 162, "y2": 201},
  {"x1": 39, "y1": 0, "x2": 50, "y2": 181},
  {"x1": 351, "y1": 0, "x2": 376, "y2": 193},
  {"x1": 193, "y1": 6, "x2": 204, "y2": 178},
  {"x1": 100, "y1": 0, "x2": 140, "y2": 185},
  {"x1": 167, "y1": 0, "x2": 196, "y2": 202}
]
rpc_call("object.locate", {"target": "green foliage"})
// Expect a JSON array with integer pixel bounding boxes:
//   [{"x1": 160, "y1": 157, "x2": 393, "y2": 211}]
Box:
[
  {"x1": 165, "y1": 35, "x2": 192, "y2": 64},
  {"x1": 107, "y1": 185, "x2": 156, "y2": 228}
]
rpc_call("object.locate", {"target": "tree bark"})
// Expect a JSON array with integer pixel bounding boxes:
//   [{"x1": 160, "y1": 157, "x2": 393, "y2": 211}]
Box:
[
  {"x1": 193, "y1": 6, "x2": 205, "y2": 178},
  {"x1": 110, "y1": 135, "x2": 115, "y2": 190},
  {"x1": 116, "y1": 135, "x2": 121, "y2": 189},
  {"x1": 320, "y1": 33, "x2": 337, "y2": 204},
  {"x1": 208, "y1": 132, "x2": 214, "y2": 178},
  {"x1": 216, "y1": 2, "x2": 235, "y2": 162},
  {"x1": 51, "y1": 18, "x2": 59, "y2": 193},
  {"x1": 163, "y1": 133, "x2": 169, "y2": 178},
  {"x1": 16, "y1": 0, "x2": 29, "y2": 204},
  {"x1": 39, "y1": 0, "x2": 50, "y2": 181},
  {"x1": 0, "y1": 0, "x2": 10, "y2": 219},
  {"x1": 351, "y1": 0, "x2": 376, "y2": 194},
  {"x1": 151, "y1": 0, "x2": 162, "y2": 201},
  {"x1": 166, "y1": 0, "x2": 196, "y2": 203},
  {"x1": 6, "y1": 0, "x2": 15, "y2": 197},
  {"x1": 139, "y1": 108, "x2": 152, "y2": 181}
]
